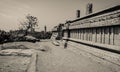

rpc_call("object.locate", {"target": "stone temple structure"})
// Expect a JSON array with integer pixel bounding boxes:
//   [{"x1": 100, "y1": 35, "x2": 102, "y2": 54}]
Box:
[{"x1": 52, "y1": 5, "x2": 120, "y2": 65}]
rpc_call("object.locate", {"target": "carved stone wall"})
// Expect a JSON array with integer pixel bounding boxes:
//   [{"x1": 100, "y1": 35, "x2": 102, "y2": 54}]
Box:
[{"x1": 69, "y1": 10, "x2": 120, "y2": 29}]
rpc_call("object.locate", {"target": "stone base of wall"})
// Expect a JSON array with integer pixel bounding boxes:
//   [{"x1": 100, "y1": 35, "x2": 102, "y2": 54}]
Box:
[
  {"x1": 63, "y1": 37, "x2": 120, "y2": 53},
  {"x1": 62, "y1": 39, "x2": 120, "y2": 66}
]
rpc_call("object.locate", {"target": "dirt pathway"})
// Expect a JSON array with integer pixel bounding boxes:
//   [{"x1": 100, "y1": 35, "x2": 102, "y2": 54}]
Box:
[{"x1": 36, "y1": 41, "x2": 118, "y2": 72}]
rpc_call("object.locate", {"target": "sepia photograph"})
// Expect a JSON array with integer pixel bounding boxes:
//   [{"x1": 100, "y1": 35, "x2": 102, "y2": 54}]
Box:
[{"x1": 0, "y1": 0, "x2": 120, "y2": 72}]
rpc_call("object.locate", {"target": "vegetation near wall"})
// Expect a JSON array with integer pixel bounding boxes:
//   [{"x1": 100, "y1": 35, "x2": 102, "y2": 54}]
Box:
[
  {"x1": 30, "y1": 31, "x2": 52, "y2": 39},
  {"x1": 0, "y1": 29, "x2": 52, "y2": 44}
]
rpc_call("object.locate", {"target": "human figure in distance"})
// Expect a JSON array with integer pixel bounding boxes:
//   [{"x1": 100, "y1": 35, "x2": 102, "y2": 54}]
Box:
[{"x1": 64, "y1": 40, "x2": 68, "y2": 49}]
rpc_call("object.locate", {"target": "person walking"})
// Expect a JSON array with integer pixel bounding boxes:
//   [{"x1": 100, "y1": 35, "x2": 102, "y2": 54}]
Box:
[{"x1": 64, "y1": 40, "x2": 68, "y2": 48}]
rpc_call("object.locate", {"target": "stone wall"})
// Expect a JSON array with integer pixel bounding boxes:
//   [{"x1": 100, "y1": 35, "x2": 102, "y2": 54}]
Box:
[
  {"x1": 69, "y1": 26, "x2": 120, "y2": 47},
  {"x1": 62, "y1": 5, "x2": 120, "y2": 52}
]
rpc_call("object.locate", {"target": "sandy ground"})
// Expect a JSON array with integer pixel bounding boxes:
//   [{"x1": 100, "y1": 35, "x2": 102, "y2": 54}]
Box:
[{"x1": 36, "y1": 41, "x2": 120, "y2": 72}]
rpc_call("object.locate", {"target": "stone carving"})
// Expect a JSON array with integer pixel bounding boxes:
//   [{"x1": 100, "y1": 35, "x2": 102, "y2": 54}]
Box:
[{"x1": 69, "y1": 10, "x2": 120, "y2": 29}]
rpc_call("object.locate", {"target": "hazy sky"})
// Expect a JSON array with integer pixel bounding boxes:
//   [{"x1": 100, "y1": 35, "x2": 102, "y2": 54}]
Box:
[{"x1": 0, "y1": 0, "x2": 120, "y2": 31}]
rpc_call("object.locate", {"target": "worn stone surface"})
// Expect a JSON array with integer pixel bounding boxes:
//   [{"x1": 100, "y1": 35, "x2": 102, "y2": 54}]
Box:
[{"x1": 0, "y1": 56, "x2": 30, "y2": 72}]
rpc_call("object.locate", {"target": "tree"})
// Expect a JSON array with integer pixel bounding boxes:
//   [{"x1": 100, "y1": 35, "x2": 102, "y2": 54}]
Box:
[{"x1": 20, "y1": 14, "x2": 38, "y2": 36}]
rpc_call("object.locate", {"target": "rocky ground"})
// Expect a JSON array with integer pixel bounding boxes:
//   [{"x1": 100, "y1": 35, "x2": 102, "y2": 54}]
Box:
[
  {"x1": 0, "y1": 42, "x2": 36, "y2": 72},
  {"x1": 0, "y1": 56, "x2": 30, "y2": 72}
]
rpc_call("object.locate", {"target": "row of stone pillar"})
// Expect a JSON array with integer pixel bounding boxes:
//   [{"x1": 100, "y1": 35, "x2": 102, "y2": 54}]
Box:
[{"x1": 67, "y1": 26, "x2": 120, "y2": 46}]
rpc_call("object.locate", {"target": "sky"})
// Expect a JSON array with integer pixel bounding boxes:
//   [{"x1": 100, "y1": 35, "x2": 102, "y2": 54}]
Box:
[{"x1": 0, "y1": 0, "x2": 120, "y2": 32}]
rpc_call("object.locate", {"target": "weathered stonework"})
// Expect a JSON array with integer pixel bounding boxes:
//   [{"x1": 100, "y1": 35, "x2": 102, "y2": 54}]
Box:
[
  {"x1": 69, "y1": 10, "x2": 120, "y2": 29},
  {"x1": 52, "y1": 5, "x2": 120, "y2": 53},
  {"x1": 63, "y1": 5, "x2": 120, "y2": 52},
  {"x1": 51, "y1": 5, "x2": 120, "y2": 66}
]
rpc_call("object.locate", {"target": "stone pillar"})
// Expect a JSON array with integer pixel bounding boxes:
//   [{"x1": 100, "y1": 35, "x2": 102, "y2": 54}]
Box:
[
  {"x1": 97, "y1": 28, "x2": 102, "y2": 43},
  {"x1": 86, "y1": 29, "x2": 88, "y2": 41},
  {"x1": 77, "y1": 30, "x2": 79, "y2": 39},
  {"x1": 74, "y1": 30, "x2": 76, "y2": 38},
  {"x1": 76, "y1": 30, "x2": 78, "y2": 39},
  {"x1": 81, "y1": 29, "x2": 83, "y2": 40},
  {"x1": 80, "y1": 29, "x2": 81, "y2": 39},
  {"x1": 89, "y1": 28, "x2": 92, "y2": 41},
  {"x1": 75, "y1": 30, "x2": 77, "y2": 39},
  {"x1": 104, "y1": 27, "x2": 110, "y2": 44},
  {"x1": 95, "y1": 28, "x2": 97, "y2": 42},
  {"x1": 73, "y1": 30, "x2": 75, "y2": 38},
  {"x1": 79, "y1": 29, "x2": 80, "y2": 39},
  {"x1": 109, "y1": 27, "x2": 114, "y2": 45},
  {"x1": 114, "y1": 26, "x2": 120, "y2": 46},
  {"x1": 83, "y1": 29, "x2": 85, "y2": 40},
  {"x1": 92, "y1": 28, "x2": 96, "y2": 42},
  {"x1": 71, "y1": 30, "x2": 73, "y2": 38},
  {"x1": 101, "y1": 27, "x2": 105, "y2": 44},
  {"x1": 91, "y1": 28, "x2": 93, "y2": 41}
]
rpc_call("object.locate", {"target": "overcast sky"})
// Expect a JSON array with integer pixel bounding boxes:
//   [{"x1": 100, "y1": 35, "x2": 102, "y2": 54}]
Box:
[{"x1": 0, "y1": 0, "x2": 120, "y2": 31}]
